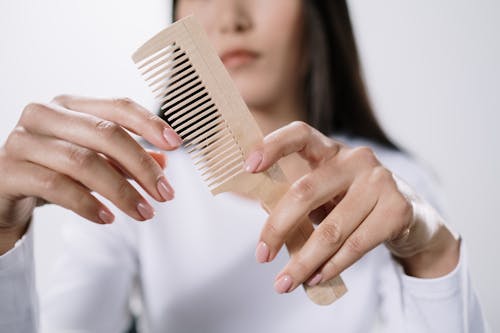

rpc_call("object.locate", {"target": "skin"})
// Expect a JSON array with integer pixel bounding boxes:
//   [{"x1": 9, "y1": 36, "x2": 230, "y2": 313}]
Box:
[
  {"x1": 0, "y1": 0, "x2": 460, "y2": 300},
  {"x1": 177, "y1": 0, "x2": 460, "y2": 294},
  {"x1": 0, "y1": 96, "x2": 181, "y2": 254}
]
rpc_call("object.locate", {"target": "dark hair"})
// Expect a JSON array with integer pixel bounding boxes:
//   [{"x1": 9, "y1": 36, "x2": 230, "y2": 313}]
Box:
[{"x1": 170, "y1": 0, "x2": 399, "y2": 150}]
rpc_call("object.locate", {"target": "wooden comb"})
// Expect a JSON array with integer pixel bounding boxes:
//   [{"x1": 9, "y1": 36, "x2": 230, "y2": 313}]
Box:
[{"x1": 132, "y1": 15, "x2": 347, "y2": 305}]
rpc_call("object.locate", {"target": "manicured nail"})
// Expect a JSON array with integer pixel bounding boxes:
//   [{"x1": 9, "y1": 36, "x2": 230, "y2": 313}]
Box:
[
  {"x1": 274, "y1": 275, "x2": 293, "y2": 294},
  {"x1": 157, "y1": 177, "x2": 174, "y2": 201},
  {"x1": 163, "y1": 128, "x2": 182, "y2": 148},
  {"x1": 255, "y1": 241, "x2": 270, "y2": 263},
  {"x1": 307, "y1": 273, "x2": 323, "y2": 287},
  {"x1": 98, "y1": 209, "x2": 115, "y2": 224},
  {"x1": 137, "y1": 201, "x2": 155, "y2": 220},
  {"x1": 244, "y1": 152, "x2": 263, "y2": 173}
]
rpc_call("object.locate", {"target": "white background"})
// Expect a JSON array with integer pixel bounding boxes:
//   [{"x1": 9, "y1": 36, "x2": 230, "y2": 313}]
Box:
[{"x1": 0, "y1": 0, "x2": 498, "y2": 330}]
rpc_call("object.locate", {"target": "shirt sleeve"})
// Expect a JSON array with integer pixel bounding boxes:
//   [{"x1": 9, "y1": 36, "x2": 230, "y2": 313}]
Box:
[
  {"x1": 368, "y1": 145, "x2": 489, "y2": 332},
  {"x1": 0, "y1": 221, "x2": 38, "y2": 333},
  {"x1": 39, "y1": 213, "x2": 138, "y2": 333},
  {"x1": 397, "y1": 240, "x2": 488, "y2": 333}
]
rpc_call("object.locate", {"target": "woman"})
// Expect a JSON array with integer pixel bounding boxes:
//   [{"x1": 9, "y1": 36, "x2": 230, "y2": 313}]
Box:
[{"x1": 0, "y1": 0, "x2": 486, "y2": 332}]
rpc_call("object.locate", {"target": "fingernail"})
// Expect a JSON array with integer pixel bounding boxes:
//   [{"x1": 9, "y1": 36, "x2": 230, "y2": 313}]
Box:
[
  {"x1": 98, "y1": 209, "x2": 115, "y2": 224},
  {"x1": 274, "y1": 274, "x2": 293, "y2": 294},
  {"x1": 244, "y1": 152, "x2": 262, "y2": 173},
  {"x1": 307, "y1": 273, "x2": 323, "y2": 287},
  {"x1": 137, "y1": 201, "x2": 155, "y2": 220},
  {"x1": 163, "y1": 128, "x2": 182, "y2": 148},
  {"x1": 157, "y1": 177, "x2": 174, "y2": 201},
  {"x1": 255, "y1": 241, "x2": 270, "y2": 263}
]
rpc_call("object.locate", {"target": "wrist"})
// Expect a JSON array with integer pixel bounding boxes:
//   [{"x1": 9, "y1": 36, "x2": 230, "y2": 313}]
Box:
[
  {"x1": 0, "y1": 219, "x2": 30, "y2": 255},
  {"x1": 395, "y1": 225, "x2": 460, "y2": 278}
]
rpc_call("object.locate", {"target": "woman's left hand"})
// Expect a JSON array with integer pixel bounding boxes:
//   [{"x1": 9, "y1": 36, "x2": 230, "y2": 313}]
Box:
[{"x1": 244, "y1": 122, "x2": 460, "y2": 294}]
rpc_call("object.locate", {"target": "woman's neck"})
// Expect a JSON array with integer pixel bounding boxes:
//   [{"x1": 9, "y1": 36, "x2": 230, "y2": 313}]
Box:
[{"x1": 250, "y1": 96, "x2": 305, "y2": 136}]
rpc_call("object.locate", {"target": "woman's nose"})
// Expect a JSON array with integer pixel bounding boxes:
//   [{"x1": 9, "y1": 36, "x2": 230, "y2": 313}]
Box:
[{"x1": 216, "y1": 0, "x2": 253, "y2": 34}]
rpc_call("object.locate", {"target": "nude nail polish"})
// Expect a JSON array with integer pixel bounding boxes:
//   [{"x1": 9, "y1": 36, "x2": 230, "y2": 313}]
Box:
[
  {"x1": 163, "y1": 128, "x2": 182, "y2": 148},
  {"x1": 255, "y1": 241, "x2": 270, "y2": 263},
  {"x1": 157, "y1": 177, "x2": 174, "y2": 201},
  {"x1": 244, "y1": 152, "x2": 263, "y2": 173},
  {"x1": 98, "y1": 209, "x2": 114, "y2": 224},
  {"x1": 274, "y1": 275, "x2": 293, "y2": 294},
  {"x1": 137, "y1": 201, "x2": 155, "y2": 220}
]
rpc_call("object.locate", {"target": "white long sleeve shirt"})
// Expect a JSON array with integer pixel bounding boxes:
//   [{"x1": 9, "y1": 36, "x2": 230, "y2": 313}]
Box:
[{"x1": 0, "y1": 136, "x2": 488, "y2": 332}]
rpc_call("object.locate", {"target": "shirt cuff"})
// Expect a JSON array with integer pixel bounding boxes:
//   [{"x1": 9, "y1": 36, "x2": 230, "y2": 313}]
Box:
[{"x1": 397, "y1": 239, "x2": 465, "y2": 299}]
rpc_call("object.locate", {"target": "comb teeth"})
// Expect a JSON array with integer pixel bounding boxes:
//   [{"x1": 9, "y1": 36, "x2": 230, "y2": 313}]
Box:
[{"x1": 135, "y1": 41, "x2": 245, "y2": 191}]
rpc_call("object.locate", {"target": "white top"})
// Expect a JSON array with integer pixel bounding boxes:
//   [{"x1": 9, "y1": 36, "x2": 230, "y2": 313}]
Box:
[{"x1": 0, "y1": 136, "x2": 488, "y2": 333}]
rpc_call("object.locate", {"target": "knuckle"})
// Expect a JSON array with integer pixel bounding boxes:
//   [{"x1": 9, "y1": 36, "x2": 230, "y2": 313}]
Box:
[
  {"x1": 370, "y1": 166, "x2": 394, "y2": 185},
  {"x1": 323, "y1": 257, "x2": 342, "y2": 276},
  {"x1": 67, "y1": 146, "x2": 97, "y2": 169},
  {"x1": 146, "y1": 112, "x2": 161, "y2": 123},
  {"x1": 351, "y1": 146, "x2": 378, "y2": 166},
  {"x1": 94, "y1": 120, "x2": 122, "y2": 139},
  {"x1": 5, "y1": 127, "x2": 27, "y2": 153},
  {"x1": 293, "y1": 256, "x2": 313, "y2": 276},
  {"x1": 318, "y1": 222, "x2": 343, "y2": 247},
  {"x1": 51, "y1": 94, "x2": 71, "y2": 105},
  {"x1": 0, "y1": 149, "x2": 12, "y2": 173},
  {"x1": 113, "y1": 97, "x2": 136, "y2": 109},
  {"x1": 21, "y1": 102, "x2": 48, "y2": 122},
  {"x1": 69, "y1": 188, "x2": 94, "y2": 212},
  {"x1": 137, "y1": 151, "x2": 157, "y2": 172},
  {"x1": 38, "y1": 172, "x2": 64, "y2": 192},
  {"x1": 345, "y1": 234, "x2": 365, "y2": 257},
  {"x1": 115, "y1": 179, "x2": 136, "y2": 204},
  {"x1": 290, "y1": 121, "x2": 311, "y2": 139},
  {"x1": 264, "y1": 221, "x2": 286, "y2": 242},
  {"x1": 290, "y1": 176, "x2": 315, "y2": 202}
]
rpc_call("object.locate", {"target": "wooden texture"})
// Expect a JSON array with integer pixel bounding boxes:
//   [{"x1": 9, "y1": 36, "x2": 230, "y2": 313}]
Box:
[{"x1": 132, "y1": 15, "x2": 347, "y2": 305}]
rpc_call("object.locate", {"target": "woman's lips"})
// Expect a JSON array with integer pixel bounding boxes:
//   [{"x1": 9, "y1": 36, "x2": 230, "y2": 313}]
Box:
[{"x1": 220, "y1": 49, "x2": 259, "y2": 69}]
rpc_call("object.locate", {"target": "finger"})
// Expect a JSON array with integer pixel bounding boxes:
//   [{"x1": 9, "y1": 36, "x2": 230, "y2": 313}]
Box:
[
  {"x1": 17, "y1": 104, "x2": 174, "y2": 203},
  {"x1": 272, "y1": 174, "x2": 379, "y2": 293},
  {"x1": 258, "y1": 164, "x2": 352, "y2": 263},
  {"x1": 148, "y1": 150, "x2": 168, "y2": 169},
  {"x1": 314, "y1": 195, "x2": 409, "y2": 284},
  {"x1": 6, "y1": 130, "x2": 159, "y2": 221},
  {"x1": 52, "y1": 95, "x2": 182, "y2": 150},
  {"x1": 244, "y1": 121, "x2": 343, "y2": 173},
  {"x1": 1, "y1": 159, "x2": 115, "y2": 225},
  {"x1": 102, "y1": 150, "x2": 167, "y2": 180}
]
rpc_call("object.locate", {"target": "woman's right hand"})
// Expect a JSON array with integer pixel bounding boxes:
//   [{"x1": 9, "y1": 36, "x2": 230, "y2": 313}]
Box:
[{"x1": 0, "y1": 95, "x2": 182, "y2": 254}]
